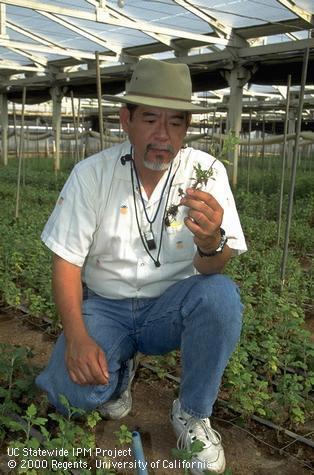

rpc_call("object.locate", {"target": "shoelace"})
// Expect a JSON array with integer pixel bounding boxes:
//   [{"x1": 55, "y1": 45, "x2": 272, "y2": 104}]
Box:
[{"x1": 177, "y1": 416, "x2": 222, "y2": 451}]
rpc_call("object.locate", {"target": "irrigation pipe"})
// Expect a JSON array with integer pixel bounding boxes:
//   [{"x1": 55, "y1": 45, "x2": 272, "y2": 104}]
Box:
[
  {"x1": 140, "y1": 362, "x2": 314, "y2": 449},
  {"x1": 213, "y1": 414, "x2": 313, "y2": 471},
  {"x1": 132, "y1": 431, "x2": 149, "y2": 475},
  {"x1": 2, "y1": 130, "x2": 313, "y2": 145},
  {"x1": 186, "y1": 131, "x2": 314, "y2": 145}
]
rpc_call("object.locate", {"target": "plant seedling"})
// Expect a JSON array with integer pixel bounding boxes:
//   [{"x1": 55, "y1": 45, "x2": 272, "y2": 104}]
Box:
[
  {"x1": 191, "y1": 163, "x2": 215, "y2": 189},
  {"x1": 165, "y1": 164, "x2": 215, "y2": 227},
  {"x1": 171, "y1": 439, "x2": 205, "y2": 475},
  {"x1": 114, "y1": 424, "x2": 133, "y2": 446}
]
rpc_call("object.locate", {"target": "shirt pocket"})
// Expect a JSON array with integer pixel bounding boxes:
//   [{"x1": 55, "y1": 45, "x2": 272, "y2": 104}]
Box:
[{"x1": 162, "y1": 224, "x2": 196, "y2": 263}]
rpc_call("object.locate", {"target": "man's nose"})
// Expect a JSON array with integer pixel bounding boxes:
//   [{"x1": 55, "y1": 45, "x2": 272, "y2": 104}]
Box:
[{"x1": 155, "y1": 119, "x2": 169, "y2": 140}]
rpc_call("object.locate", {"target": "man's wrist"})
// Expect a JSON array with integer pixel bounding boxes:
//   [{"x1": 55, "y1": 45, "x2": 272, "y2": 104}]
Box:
[
  {"x1": 63, "y1": 321, "x2": 87, "y2": 341},
  {"x1": 197, "y1": 233, "x2": 221, "y2": 254},
  {"x1": 197, "y1": 228, "x2": 228, "y2": 257}
]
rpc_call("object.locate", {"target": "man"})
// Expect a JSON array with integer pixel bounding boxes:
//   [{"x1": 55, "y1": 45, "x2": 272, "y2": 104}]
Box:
[{"x1": 36, "y1": 58, "x2": 246, "y2": 474}]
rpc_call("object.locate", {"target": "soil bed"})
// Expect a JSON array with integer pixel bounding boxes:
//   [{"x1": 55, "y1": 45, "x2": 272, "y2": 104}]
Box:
[{"x1": 0, "y1": 310, "x2": 313, "y2": 475}]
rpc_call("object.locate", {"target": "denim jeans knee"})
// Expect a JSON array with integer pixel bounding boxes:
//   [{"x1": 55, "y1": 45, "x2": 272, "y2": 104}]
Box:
[
  {"x1": 179, "y1": 274, "x2": 243, "y2": 418},
  {"x1": 36, "y1": 292, "x2": 136, "y2": 414}
]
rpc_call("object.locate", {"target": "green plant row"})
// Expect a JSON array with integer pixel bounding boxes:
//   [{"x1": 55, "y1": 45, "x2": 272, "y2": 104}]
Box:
[
  {"x1": 0, "y1": 342, "x2": 124, "y2": 474},
  {"x1": 0, "y1": 157, "x2": 313, "y2": 430},
  {"x1": 145, "y1": 192, "x2": 313, "y2": 427},
  {"x1": 0, "y1": 191, "x2": 58, "y2": 326},
  {"x1": 0, "y1": 342, "x2": 232, "y2": 474},
  {"x1": 224, "y1": 247, "x2": 313, "y2": 426}
]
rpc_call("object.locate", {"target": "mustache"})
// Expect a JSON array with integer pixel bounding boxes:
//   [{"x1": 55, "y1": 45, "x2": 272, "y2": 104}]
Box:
[{"x1": 146, "y1": 143, "x2": 175, "y2": 154}]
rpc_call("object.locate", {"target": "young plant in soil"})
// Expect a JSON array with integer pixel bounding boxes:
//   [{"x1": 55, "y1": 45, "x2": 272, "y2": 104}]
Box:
[
  {"x1": 114, "y1": 424, "x2": 133, "y2": 446},
  {"x1": 6, "y1": 394, "x2": 103, "y2": 474},
  {"x1": 171, "y1": 439, "x2": 205, "y2": 475},
  {"x1": 113, "y1": 424, "x2": 133, "y2": 475}
]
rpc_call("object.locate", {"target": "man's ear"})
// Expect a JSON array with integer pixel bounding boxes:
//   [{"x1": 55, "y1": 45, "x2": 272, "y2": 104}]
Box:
[{"x1": 120, "y1": 106, "x2": 130, "y2": 133}]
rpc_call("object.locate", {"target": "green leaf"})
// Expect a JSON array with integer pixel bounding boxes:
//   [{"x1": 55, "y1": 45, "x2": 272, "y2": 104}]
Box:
[
  {"x1": 26, "y1": 403, "x2": 37, "y2": 418},
  {"x1": 190, "y1": 439, "x2": 205, "y2": 455}
]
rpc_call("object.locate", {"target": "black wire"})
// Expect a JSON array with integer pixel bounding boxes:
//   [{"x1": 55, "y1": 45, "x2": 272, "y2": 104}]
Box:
[
  {"x1": 132, "y1": 159, "x2": 173, "y2": 225},
  {"x1": 131, "y1": 163, "x2": 161, "y2": 267},
  {"x1": 130, "y1": 159, "x2": 180, "y2": 268}
]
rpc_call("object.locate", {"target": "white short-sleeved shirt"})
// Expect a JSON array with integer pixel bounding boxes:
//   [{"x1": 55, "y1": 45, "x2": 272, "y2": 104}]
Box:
[{"x1": 42, "y1": 141, "x2": 247, "y2": 299}]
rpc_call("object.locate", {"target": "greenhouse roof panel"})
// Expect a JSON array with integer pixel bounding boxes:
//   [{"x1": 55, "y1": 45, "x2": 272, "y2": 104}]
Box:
[{"x1": 0, "y1": 0, "x2": 313, "y2": 95}]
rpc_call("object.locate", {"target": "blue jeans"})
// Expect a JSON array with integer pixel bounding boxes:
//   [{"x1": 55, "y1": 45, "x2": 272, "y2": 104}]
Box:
[{"x1": 36, "y1": 274, "x2": 243, "y2": 418}]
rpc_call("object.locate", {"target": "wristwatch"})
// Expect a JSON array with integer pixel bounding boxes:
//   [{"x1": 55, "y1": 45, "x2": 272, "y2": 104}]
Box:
[{"x1": 197, "y1": 228, "x2": 228, "y2": 257}]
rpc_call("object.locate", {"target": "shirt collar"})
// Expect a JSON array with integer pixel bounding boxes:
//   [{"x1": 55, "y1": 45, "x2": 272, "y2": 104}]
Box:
[{"x1": 114, "y1": 140, "x2": 133, "y2": 181}]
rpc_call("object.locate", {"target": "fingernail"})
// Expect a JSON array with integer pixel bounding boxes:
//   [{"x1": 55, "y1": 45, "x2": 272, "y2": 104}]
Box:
[{"x1": 187, "y1": 188, "x2": 195, "y2": 194}]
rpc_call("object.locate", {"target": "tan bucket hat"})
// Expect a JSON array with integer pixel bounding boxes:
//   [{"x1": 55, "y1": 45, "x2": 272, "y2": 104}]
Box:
[{"x1": 103, "y1": 58, "x2": 208, "y2": 113}]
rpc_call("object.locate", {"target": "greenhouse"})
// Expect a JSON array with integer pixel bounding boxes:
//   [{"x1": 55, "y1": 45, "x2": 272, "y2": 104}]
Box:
[{"x1": 0, "y1": 1, "x2": 313, "y2": 474}]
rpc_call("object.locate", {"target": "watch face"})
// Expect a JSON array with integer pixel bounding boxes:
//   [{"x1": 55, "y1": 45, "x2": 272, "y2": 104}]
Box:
[{"x1": 218, "y1": 234, "x2": 228, "y2": 252}]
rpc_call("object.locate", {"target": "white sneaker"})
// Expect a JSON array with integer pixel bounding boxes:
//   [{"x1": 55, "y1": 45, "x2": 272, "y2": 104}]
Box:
[
  {"x1": 98, "y1": 356, "x2": 138, "y2": 420},
  {"x1": 170, "y1": 399, "x2": 226, "y2": 475}
]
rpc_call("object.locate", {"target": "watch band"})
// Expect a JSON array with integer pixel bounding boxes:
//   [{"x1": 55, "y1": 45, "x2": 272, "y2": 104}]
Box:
[{"x1": 197, "y1": 228, "x2": 228, "y2": 257}]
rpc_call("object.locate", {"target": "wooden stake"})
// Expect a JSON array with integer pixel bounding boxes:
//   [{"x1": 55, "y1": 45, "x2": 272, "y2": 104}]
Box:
[{"x1": 15, "y1": 86, "x2": 26, "y2": 219}]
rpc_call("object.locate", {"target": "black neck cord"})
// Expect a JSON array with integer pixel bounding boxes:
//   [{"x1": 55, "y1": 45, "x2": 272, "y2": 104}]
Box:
[
  {"x1": 132, "y1": 160, "x2": 173, "y2": 225},
  {"x1": 130, "y1": 159, "x2": 179, "y2": 268}
]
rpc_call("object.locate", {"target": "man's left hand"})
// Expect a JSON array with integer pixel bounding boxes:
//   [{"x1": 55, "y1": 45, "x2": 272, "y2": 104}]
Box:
[{"x1": 180, "y1": 188, "x2": 223, "y2": 253}]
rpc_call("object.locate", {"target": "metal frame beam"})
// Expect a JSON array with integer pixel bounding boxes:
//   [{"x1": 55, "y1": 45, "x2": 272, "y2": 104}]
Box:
[
  {"x1": 1, "y1": 0, "x2": 230, "y2": 46},
  {"x1": 0, "y1": 0, "x2": 313, "y2": 90},
  {"x1": 275, "y1": 0, "x2": 313, "y2": 26},
  {"x1": 1, "y1": 36, "x2": 313, "y2": 87},
  {"x1": 0, "y1": 61, "x2": 43, "y2": 71},
  {"x1": 38, "y1": 11, "x2": 120, "y2": 55},
  {"x1": 172, "y1": 0, "x2": 231, "y2": 39},
  {"x1": 235, "y1": 18, "x2": 313, "y2": 39},
  {"x1": 0, "y1": 38, "x2": 113, "y2": 61},
  {"x1": 238, "y1": 37, "x2": 314, "y2": 59},
  {"x1": 7, "y1": 47, "x2": 47, "y2": 67},
  {"x1": 0, "y1": 3, "x2": 7, "y2": 37},
  {"x1": 86, "y1": 0, "x2": 173, "y2": 48},
  {"x1": 6, "y1": 20, "x2": 86, "y2": 66}
]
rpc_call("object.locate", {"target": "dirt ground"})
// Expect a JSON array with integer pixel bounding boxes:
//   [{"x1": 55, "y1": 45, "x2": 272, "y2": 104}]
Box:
[{"x1": 0, "y1": 311, "x2": 313, "y2": 475}]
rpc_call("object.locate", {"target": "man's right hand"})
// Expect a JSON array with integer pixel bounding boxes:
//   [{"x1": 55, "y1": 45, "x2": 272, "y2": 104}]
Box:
[
  {"x1": 65, "y1": 333, "x2": 109, "y2": 386},
  {"x1": 52, "y1": 254, "x2": 109, "y2": 386}
]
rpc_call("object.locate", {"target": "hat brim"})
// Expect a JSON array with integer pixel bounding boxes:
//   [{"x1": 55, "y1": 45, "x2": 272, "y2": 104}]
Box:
[{"x1": 103, "y1": 93, "x2": 209, "y2": 113}]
